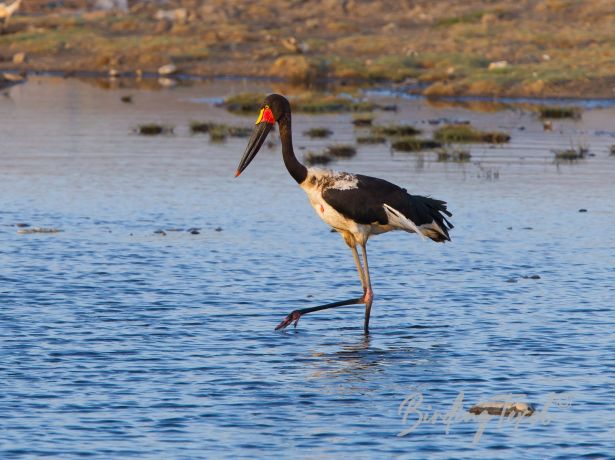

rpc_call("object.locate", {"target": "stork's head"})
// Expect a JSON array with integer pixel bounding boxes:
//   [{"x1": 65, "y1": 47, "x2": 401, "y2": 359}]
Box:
[{"x1": 235, "y1": 94, "x2": 290, "y2": 177}]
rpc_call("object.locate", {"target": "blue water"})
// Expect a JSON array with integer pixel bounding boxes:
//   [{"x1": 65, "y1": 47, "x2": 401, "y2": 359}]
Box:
[{"x1": 1, "y1": 78, "x2": 614, "y2": 459}]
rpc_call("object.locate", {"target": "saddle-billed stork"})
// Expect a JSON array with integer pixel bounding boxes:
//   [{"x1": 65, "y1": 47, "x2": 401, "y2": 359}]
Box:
[{"x1": 235, "y1": 94, "x2": 452, "y2": 333}]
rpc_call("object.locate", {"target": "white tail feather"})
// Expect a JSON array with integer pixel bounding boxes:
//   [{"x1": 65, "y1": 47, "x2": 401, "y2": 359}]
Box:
[
  {"x1": 383, "y1": 204, "x2": 426, "y2": 240},
  {"x1": 420, "y1": 221, "x2": 447, "y2": 240}
]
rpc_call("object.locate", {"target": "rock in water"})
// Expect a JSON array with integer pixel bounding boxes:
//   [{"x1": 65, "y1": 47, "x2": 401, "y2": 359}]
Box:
[
  {"x1": 17, "y1": 227, "x2": 62, "y2": 234},
  {"x1": 469, "y1": 401, "x2": 535, "y2": 416}
]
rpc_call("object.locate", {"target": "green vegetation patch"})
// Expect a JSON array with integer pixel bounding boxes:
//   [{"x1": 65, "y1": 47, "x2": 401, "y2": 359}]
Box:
[
  {"x1": 553, "y1": 147, "x2": 588, "y2": 161},
  {"x1": 352, "y1": 113, "x2": 374, "y2": 127},
  {"x1": 437, "y1": 148, "x2": 472, "y2": 162},
  {"x1": 304, "y1": 128, "x2": 333, "y2": 138},
  {"x1": 136, "y1": 123, "x2": 173, "y2": 135},
  {"x1": 391, "y1": 137, "x2": 441, "y2": 152},
  {"x1": 304, "y1": 151, "x2": 333, "y2": 166},
  {"x1": 356, "y1": 135, "x2": 386, "y2": 144},
  {"x1": 538, "y1": 106, "x2": 582, "y2": 119},
  {"x1": 325, "y1": 144, "x2": 357, "y2": 158},
  {"x1": 189, "y1": 121, "x2": 213, "y2": 133},
  {"x1": 372, "y1": 124, "x2": 422, "y2": 137},
  {"x1": 190, "y1": 122, "x2": 252, "y2": 138},
  {"x1": 223, "y1": 93, "x2": 264, "y2": 114},
  {"x1": 226, "y1": 126, "x2": 252, "y2": 138},
  {"x1": 434, "y1": 124, "x2": 510, "y2": 143},
  {"x1": 222, "y1": 93, "x2": 376, "y2": 114},
  {"x1": 209, "y1": 126, "x2": 228, "y2": 142}
]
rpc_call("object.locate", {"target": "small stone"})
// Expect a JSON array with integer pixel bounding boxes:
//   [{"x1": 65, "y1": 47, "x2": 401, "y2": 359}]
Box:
[
  {"x1": 109, "y1": 68, "x2": 120, "y2": 78},
  {"x1": 155, "y1": 8, "x2": 187, "y2": 23},
  {"x1": 505, "y1": 278, "x2": 517, "y2": 283},
  {"x1": 523, "y1": 274, "x2": 541, "y2": 280},
  {"x1": 154, "y1": 229, "x2": 167, "y2": 236},
  {"x1": 12, "y1": 52, "x2": 27, "y2": 64},
  {"x1": 121, "y1": 95, "x2": 133, "y2": 103},
  {"x1": 382, "y1": 22, "x2": 396, "y2": 32},
  {"x1": 158, "y1": 63, "x2": 178, "y2": 76},
  {"x1": 488, "y1": 60, "x2": 508, "y2": 70},
  {"x1": 578, "y1": 208, "x2": 588, "y2": 213},
  {"x1": 17, "y1": 227, "x2": 62, "y2": 234},
  {"x1": 281, "y1": 37, "x2": 302, "y2": 53},
  {"x1": 158, "y1": 77, "x2": 177, "y2": 88},
  {"x1": 190, "y1": 229, "x2": 200, "y2": 235},
  {"x1": 214, "y1": 227, "x2": 223, "y2": 232},
  {"x1": 15, "y1": 223, "x2": 30, "y2": 228}
]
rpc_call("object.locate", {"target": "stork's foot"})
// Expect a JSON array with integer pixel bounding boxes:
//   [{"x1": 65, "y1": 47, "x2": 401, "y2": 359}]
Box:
[
  {"x1": 274, "y1": 297, "x2": 365, "y2": 331},
  {"x1": 275, "y1": 310, "x2": 302, "y2": 331}
]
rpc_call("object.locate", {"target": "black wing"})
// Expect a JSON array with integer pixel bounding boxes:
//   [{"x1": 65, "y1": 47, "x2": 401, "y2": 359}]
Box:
[
  {"x1": 322, "y1": 174, "x2": 407, "y2": 225},
  {"x1": 323, "y1": 174, "x2": 453, "y2": 239}
]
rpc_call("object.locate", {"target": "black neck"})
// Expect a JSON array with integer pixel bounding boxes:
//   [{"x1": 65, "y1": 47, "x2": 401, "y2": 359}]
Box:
[{"x1": 279, "y1": 114, "x2": 308, "y2": 184}]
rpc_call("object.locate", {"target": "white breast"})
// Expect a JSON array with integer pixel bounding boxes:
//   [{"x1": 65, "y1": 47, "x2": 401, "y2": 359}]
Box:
[{"x1": 299, "y1": 168, "x2": 360, "y2": 232}]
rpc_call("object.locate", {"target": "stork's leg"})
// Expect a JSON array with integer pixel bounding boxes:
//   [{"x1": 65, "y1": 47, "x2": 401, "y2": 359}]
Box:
[
  {"x1": 361, "y1": 243, "x2": 374, "y2": 333},
  {"x1": 350, "y1": 244, "x2": 367, "y2": 292},
  {"x1": 275, "y1": 296, "x2": 364, "y2": 330},
  {"x1": 274, "y1": 243, "x2": 371, "y2": 331}
]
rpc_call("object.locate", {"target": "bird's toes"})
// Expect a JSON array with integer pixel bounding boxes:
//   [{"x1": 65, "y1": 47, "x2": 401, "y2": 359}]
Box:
[{"x1": 275, "y1": 310, "x2": 302, "y2": 331}]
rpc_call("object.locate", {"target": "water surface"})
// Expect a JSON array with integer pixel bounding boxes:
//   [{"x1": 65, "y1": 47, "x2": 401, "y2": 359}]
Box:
[{"x1": 1, "y1": 78, "x2": 614, "y2": 459}]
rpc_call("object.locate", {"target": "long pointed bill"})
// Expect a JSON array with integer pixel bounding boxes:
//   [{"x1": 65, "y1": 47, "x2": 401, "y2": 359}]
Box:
[{"x1": 235, "y1": 106, "x2": 275, "y2": 177}]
